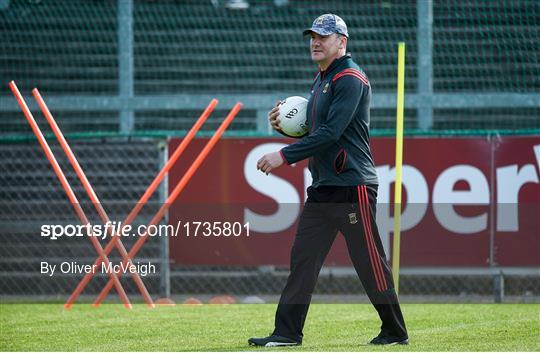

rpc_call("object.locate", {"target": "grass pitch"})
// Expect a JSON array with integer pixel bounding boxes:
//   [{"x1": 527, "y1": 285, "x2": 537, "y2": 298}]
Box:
[{"x1": 1, "y1": 303, "x2": 538, "y2": 351}]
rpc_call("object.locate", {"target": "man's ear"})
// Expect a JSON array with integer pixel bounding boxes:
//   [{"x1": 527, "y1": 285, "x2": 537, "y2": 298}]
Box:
[{"x1": 339, "y1": 36, "x2": 347, "y2": 50}]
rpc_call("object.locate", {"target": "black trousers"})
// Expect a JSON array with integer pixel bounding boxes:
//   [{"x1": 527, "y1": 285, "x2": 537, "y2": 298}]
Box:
[{"x1": 273, "y1": 184, "x2": 408, "y2": 342}]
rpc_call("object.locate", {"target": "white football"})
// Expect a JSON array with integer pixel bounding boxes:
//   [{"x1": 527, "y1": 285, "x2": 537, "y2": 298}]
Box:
[{"x1": 278, "y1": 96, "x2": 308, "y2": 137}]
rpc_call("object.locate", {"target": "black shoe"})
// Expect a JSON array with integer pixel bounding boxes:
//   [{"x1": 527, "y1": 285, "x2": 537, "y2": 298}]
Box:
[
  {"x1": 369, "y1": 333, "x2": 409, "y2": 345},
  {"x1": 248, "y1": 334, "x2": 301, "y2": 347}
]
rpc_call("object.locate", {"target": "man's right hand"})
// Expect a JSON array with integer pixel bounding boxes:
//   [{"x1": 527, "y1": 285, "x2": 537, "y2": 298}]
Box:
[{"x1": 268, "y1": 100, "x2": 283, "y2": 132}]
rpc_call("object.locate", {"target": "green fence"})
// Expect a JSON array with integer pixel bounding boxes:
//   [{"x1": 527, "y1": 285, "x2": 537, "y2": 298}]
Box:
[{"x1": 1, "y1": 0, "x2": 539, "y2": 138}]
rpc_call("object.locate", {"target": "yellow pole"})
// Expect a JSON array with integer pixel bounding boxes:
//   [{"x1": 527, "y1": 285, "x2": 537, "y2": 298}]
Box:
[{"x1": 392, "y1": 42, "x2": 405, "y2": 294}]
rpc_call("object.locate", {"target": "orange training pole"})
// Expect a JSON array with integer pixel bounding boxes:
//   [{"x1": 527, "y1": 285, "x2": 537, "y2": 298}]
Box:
[
  {"x1": 93, "y1": 102, "x2": 242, "y2": 305},
  {"x1": 8, "y1": 81, "x2": 132, "y2": 309},
  {"x1": 122, "y1": 98, "x2": 219, "y2": 227},
  {"x1": 32, "y1": 88, "x2": 154, "y2": 308},
  {"x1": 65, "y1": 98, "x2": 218, "y2": 308}
]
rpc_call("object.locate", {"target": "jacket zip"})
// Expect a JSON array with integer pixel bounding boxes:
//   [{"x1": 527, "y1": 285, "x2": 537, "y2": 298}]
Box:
[
  {"x1": 310, "y1": 78, "x2": 323, "y2": 179},
  {"x1": 310, "y1": 80, "x2": 322, "y2": 133}
]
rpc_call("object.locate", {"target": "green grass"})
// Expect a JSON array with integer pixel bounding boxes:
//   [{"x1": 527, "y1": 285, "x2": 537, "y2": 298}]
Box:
[{"x1": 1, "y1": 303, "x2": 539, "y2": 351}]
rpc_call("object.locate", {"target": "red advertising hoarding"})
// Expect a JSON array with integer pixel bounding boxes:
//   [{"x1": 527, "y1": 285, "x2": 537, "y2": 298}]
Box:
[{"x1": 168, "y1": 137, "x2": 540, "y2": 267}]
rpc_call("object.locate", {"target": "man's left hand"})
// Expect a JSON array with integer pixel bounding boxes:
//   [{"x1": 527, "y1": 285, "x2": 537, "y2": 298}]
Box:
[{"x1": 257, "y1": 152, "x2": 284, "y2": 175}]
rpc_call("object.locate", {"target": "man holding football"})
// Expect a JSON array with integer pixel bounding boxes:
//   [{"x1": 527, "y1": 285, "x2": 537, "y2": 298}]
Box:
[{"x1": 251, "y1": 14, "x2": 408, "y2": 347}]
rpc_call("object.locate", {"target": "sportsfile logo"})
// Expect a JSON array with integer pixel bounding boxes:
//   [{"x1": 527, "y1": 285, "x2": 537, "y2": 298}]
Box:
[
  {"x1": 41, "y1": 221, "x2": 251, "y2": 240},
  {"x1": 40, "y1": 221, "x2": 170, "y2": 240}
]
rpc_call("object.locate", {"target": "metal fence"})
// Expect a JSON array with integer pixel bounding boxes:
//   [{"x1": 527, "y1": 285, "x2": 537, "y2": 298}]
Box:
[
  {"x1": 0, "y1": 140, "x2": 166, "y2": 298},
  {"x1": 0, "y1": 0, "x2": 539, "y2": 135},
  {"x1": 0, "y1": 0, "x2": 538, "y2": 303},
  {"x1": 0, "y1": 139, "x2": 538, "y2": 303}
]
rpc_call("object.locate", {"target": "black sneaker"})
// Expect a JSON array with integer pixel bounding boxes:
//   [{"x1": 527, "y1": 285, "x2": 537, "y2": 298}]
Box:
[
  {"x1": 248, "y1": 334, "x2": 301, "y2": 347},
  {"x1": 369, "y1": 333, "x2": 409, "y2": 345}
]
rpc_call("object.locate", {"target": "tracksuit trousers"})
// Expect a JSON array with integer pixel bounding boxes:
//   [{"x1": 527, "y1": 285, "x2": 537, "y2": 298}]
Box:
[{"x1": 273, "y1": 184, "x2": 408, "y2": 342}]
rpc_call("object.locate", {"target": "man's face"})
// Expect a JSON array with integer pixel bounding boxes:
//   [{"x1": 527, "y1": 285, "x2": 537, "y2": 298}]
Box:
[{"x1": 310, "y1": 32, "x2": 344, "y2": 65}]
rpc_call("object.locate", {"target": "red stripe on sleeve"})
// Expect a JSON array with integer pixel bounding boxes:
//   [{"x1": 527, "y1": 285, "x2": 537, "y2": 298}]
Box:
[{"x1": 332, "y1": 68, "x2": 370, "y2": 86}]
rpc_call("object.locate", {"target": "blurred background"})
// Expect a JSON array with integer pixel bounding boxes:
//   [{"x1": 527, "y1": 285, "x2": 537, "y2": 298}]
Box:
[{"x1": 0, "y1": 0, "x2": 538, "y2": 304}]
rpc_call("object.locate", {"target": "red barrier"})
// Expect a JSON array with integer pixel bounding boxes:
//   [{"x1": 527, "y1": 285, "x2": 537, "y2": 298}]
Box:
[{"x1": 168, "y1": 137, "x2": 540, "y2": 267}]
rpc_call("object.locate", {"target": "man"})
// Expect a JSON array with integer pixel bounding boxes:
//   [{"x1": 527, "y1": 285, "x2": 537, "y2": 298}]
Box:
[{"x1": 249, "y1": 14, "x2": 408, "y2": 347}]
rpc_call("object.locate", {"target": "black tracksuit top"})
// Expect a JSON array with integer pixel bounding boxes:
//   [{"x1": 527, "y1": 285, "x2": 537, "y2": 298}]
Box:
[{"x1": 280, "y1": 54, "x2": 379, "y2": 187}]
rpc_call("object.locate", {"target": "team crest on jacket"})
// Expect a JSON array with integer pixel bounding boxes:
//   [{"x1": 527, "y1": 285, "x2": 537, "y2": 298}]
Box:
[
  {"x1": 323, "y1": 82, "x2": 330, "y2": 93},
  {"x1": 348, "y1": 212, "x2": 358, "y2": 224}
]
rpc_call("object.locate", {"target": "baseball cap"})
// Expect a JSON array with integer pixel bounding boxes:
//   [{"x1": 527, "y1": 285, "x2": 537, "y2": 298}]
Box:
[{"x1": 303, "y1": 14, "x2": 349, "y2": 38}]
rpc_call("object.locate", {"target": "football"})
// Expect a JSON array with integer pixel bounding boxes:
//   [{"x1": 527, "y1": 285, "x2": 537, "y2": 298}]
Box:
[{"x1": 278, "y1": 96, "x2": 308, "y2": 137}]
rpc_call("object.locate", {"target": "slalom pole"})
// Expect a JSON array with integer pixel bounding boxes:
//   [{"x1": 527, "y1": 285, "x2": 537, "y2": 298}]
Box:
[
  {"x1": 64, "y1": 99, "x2": 218, "y2": 308},
  {"x1": 9, "y1": 81, "x2": 132, "y2": 309},
  {"x1": 93, "y1": 102, "x2": 242, "y2": 306},
  {"x1": 392, "y1": 42, "x2": 405, "y2": 294},
  {"x1": 33, "y1": 88, "x2": 154, "y2": 307}
]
